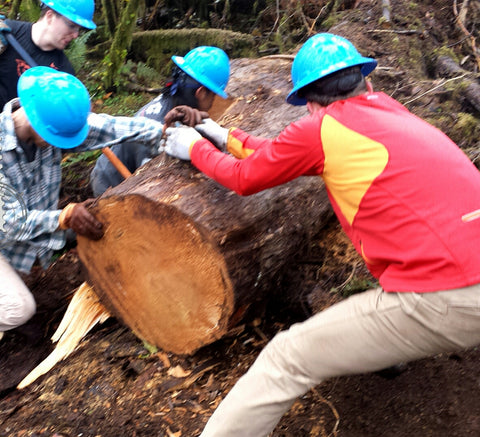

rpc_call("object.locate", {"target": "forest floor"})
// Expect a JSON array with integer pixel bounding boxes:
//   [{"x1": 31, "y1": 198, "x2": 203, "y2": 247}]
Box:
[{"x1": 1, "y1": 0, "x2": 480, "y2": 436}]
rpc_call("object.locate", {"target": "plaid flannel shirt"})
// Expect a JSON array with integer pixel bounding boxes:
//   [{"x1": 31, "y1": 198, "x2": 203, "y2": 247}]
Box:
[{"x1": 0, "y1": 99, "x2": 164, "y2": 273}]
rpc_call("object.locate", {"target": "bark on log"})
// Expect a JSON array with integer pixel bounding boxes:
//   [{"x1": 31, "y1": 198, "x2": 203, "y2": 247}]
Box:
[{"x1": 77, "y1": 57, "x2": 334, "y2": 355}]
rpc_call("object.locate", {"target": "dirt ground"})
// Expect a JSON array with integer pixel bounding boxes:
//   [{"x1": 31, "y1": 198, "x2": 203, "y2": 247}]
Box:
[{"x1": 2, "y1": 0, "x2": 480, "y2": 436}]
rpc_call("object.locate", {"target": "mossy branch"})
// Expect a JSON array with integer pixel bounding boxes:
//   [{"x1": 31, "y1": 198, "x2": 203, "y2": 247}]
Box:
[
  {"x1": 101, "y1": 0, "x2": 120, "y2": 37},
  {"x1": 102, "y1": 0, "x2": 140, "y2": 90}
]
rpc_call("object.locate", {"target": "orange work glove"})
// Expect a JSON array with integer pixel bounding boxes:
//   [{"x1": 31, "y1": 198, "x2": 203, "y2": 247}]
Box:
[{"x1": 58, "y1": 199, "x2": 104, "y2": 240}]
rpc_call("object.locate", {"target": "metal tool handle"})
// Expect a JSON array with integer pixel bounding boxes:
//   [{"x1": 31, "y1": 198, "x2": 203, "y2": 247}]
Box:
[{"x1": 5, "y1": 32, "x2": 38, "y2": 67}]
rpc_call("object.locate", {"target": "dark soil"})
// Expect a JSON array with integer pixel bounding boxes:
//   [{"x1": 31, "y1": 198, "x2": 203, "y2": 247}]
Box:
[{"x1": 2, "y1": 1, "x2": 480, "y2": 436}]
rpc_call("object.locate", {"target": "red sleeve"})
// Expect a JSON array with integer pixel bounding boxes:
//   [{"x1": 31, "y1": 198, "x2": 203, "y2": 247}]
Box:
[{"x1": 190, "y1": 115, "x2": 325, "y2": 195}]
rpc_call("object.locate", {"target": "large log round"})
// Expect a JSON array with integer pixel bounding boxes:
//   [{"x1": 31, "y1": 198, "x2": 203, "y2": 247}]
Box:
[
  {"x1": 77, "y1": 57, "x2": 334, "y2": 354},
  {"x1": 77, "y1": 157, "x2": 332, "y2": 354}
]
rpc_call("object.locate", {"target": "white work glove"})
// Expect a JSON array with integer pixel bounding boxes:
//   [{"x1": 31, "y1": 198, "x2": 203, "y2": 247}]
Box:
[
  {"x1": 164, "y1": 126, "x2": 202, "y2": 161},
  {"x1": 194, "y1": 118, "x2": 229, "y2": 152}
]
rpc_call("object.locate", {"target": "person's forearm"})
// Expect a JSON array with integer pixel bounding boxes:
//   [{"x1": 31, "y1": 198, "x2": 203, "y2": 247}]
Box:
[
  {"x1": 79, "y1": 113, "x2": 163, "y2": 151},
  {"x1": 191, "y1": 139, "x2": 249, "y2": 194},
  {"x1": 191, "y1": 139, "x2": 303, "y2": 196}
]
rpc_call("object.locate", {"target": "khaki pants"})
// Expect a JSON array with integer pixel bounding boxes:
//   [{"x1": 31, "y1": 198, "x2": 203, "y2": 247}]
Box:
[
  {"x1": 200, "y1": 284, "x2": 480, "y2": 437},
  {"x1": 0, "y1": 254, "x2": 36, "y2": 332}
]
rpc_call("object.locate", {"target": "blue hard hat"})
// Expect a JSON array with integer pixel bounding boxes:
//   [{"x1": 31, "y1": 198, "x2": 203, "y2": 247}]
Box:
[
  {"x1": 287, "y1": 33, "x2": 377, "y2": 106},
  {"x1": 18, "y1": 67, "x2": 91, "y2": 149},
  {"x1": 172, "y1": 46, "x2": 230, "y2": 98},
  {"x1": 42, "y1": 0, "x2": 96, "y2": 29}
]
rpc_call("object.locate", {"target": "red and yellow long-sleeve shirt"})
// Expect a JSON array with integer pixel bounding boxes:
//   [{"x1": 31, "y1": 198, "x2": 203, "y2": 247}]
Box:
[{"x1": 191, "y1": 91, "x2": 480, "y2": 292}]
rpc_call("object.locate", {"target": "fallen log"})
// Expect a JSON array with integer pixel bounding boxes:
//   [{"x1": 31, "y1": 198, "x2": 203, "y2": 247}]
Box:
[
  {"x1": 77, "y1": 162, "x2": 332, "y2": 354},
  {"x1": 436, "y1": 55, "x2": 480, "y2": 112},
  {"x1": 20, "y1": 58, "x2": 333, "y2": 388},
  {"x1": 74, "y1": 57, "x2": 329, "y2": 355}
]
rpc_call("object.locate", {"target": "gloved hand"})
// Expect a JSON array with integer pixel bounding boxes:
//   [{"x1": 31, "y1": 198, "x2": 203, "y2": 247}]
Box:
[
  {"x1": 194, "y1": 118, "x2": 229, "y2": 152},
  {"x1": 164, "y1": 126, "x2": 202, "y2": 161},
  {"x1": 163, "y1": 106, "x2": 209, "y2": 129},
  {"x1": 0, "y1": 15, "x2": 11, "y2": 56},
  {"x1": 58, "y1": 199, "x2": 104, "y2": 240}
]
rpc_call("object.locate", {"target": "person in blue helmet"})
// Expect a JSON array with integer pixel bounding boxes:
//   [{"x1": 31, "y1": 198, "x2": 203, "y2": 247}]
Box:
[
  {"x1": 164, "y1": 33, "x2": 480, "y2": 436},
  {"x1": 0, "y1": 0, "x2": 96, "y2": 110},
  {"x1": 0, "y1": 66, "x2": 168, "y2": 340},
  {"x1": 89, "y1": 46, "x2": 230, "y2": 196}
]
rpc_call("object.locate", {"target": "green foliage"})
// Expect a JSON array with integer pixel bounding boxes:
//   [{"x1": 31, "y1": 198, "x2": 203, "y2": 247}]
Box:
[
  {"x1": 99, "y1": 92, "x2": 150, "y2": 116},
  {"x1": 60, "y1": 150, "x2": 101, "y2": 198},
  {"x1": 322, "y1": 11, "x2": 342, "y2": 30},
  {"x1": 331, "y1": 274, "x2": 378, "y2": 298},
  {"x1": 83, "y1": 67, "x2": 109, "y2": 100},
  {"x1": 117, "y1": 60, "x2": 163, "y2": 88},
  {"x1": 449, "y1": 113, "x2": 480, "y2": 147},
  {"x1": 140, "y1": 340, "x2": 158, "y2": 357},
  {"x1": 12, "y1": 0, "x2": 39, "y2": 21},
  {"x1": 3, "y1": 0, "x2": 17, "y2": 18},
  {"x1": 272, "y1": 31, "x2": 284, "y2": 53},
  {"x1": 408, "y1": 2, "x2": 419, "y2": 11},
  {"x1": 432, "y1": 46, "x2": 460, "y2": 64},
  {"x1": 129, "y1": 28, "x2": 256, "y2": 74},
  {"x1": 135, "y1": 62, "x2": 163, "y2": 85},
  {"x1": 101, "y1": 0, "x2": 120, "y2": 37},
  {"x1": 61, "y1": 150, "x2": 102, "y2": 170},
  {"x1": 65, "y1": 30, "x2": 96, "y2": 73}
]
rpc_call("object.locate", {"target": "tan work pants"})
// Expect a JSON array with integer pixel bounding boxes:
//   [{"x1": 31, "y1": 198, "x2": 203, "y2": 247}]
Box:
[
  {"x1": 0, "y1": 254, "x2": 36, "y2": 332},
  {"x1": 200, "y1": 284, "x2": 480, "y2": 437}
]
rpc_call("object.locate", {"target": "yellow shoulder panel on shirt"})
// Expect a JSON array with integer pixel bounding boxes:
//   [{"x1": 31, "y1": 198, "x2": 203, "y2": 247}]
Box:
[
  {"x1": 227, "y1": 129, "x2": 255, "y2": 159},
  {"x1": 321, "y1": 114, "x2": 389, "y2": 225}
]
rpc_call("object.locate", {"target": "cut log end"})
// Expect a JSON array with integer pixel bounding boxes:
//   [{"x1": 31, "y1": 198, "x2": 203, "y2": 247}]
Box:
[{"x1": 78, "y1": 194, "x2": 234, "y2": 354}]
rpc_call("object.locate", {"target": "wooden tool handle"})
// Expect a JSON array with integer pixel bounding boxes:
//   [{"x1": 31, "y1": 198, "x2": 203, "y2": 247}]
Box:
[{"x1": 102, "y1": 146, "x2": 132, "y2": 179}]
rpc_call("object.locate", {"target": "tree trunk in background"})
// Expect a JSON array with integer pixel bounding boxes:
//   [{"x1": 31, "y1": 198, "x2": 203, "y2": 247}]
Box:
[
  {"x1": 8, "y1": 0, "x2": 39, "y2": 21},
  {"x1": 8, "y1": 0, "x2": 22, "y2": 19},
  {"x1": 100, "y1": 0, "x2": 120, "y2": 37},
  {"x1": 102, "y1": 0, "x2": 140, "y2": 90}
]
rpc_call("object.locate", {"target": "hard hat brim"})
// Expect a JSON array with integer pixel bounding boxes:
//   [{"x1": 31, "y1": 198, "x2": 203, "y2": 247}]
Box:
[
  {"x1": 29, "y1": 114, "x2": 90, "y2": 149},
  {"x1": 23, "y1": 94, "x2": 90, "y2": 148}
]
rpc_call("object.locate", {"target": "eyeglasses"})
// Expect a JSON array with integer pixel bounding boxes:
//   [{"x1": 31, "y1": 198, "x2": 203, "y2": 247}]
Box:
[{"x1": 59, "y1": 15, "x2": 81, "y2": 33}]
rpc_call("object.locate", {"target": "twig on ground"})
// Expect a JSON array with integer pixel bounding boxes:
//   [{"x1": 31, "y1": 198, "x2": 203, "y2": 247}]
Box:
[
  {"x1": 453, "y1": 0, "x2": 480, "y2": 70},
  {"x1": 402, "y1": 74, "x2": 467, "y2": 105},
  {"x1": 337, "y1": 262, "x2": 358, "y2": 292},
  {"x1": 368, "y1": 29, "x2": 423, "y2": 35},
  {"x1": 311, "y1": 387, "x2": 340, "y2": 436}
]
